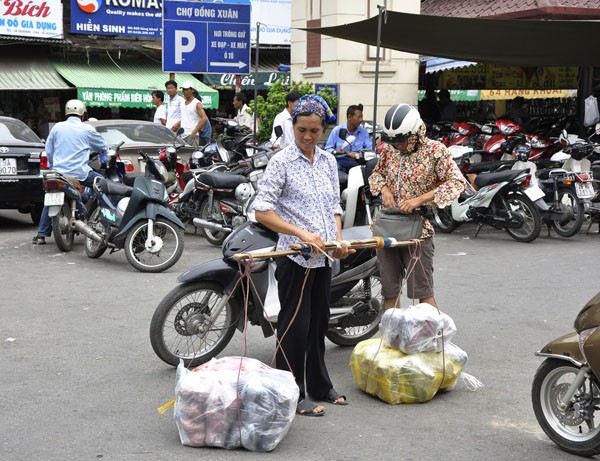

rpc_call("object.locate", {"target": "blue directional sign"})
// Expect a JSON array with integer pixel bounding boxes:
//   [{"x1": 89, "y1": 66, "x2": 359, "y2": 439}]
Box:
[{"x1": 163, "y1": 0, "x2": 251, "y2": 74}]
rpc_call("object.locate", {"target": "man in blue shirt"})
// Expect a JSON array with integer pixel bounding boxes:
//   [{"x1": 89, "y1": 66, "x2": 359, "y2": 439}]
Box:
[
  {"x1": 324, "y1": 104, "x2": 373, "y2": 174},
  {"x1": 33, "y1": 99, "x2": 109, "y2": 245}
]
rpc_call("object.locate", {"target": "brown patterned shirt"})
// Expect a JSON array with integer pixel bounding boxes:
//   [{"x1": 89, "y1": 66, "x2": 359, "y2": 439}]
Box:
[{"x1": 369, "y1": 138, "x2": 466, "y2": 238}]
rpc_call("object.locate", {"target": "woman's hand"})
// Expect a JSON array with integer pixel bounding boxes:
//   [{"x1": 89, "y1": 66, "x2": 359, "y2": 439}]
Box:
[
  {"x1": 298, "y1": 230, "x2": 325, "y2": 250},
  {"x1": 381, "y1": 186, "x2": 396, "y2": 208},
  {"x1": 332, "y1": 241, "x2": 355, "y2": 260},
  {"x1": 398, "y1": 197, "x2": 422, "y2": 214}
]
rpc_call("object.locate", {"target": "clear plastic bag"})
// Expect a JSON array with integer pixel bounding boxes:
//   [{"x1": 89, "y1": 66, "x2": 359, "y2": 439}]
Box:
[
  {"x1": 349, "y1": 338, "x2": 464, "y2": 404},
  {"x1": 174, "y1": 357, "x2": 299, "y2": 452},
  {"x1": 380, "y1": 303, "x2": 457, "y2": 353}
]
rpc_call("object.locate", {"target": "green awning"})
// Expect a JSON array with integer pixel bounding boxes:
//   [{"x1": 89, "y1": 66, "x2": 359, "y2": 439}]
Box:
[
  {"x1": 52, "y1": 57, "x2": 219, "y2": 109},
  {"x1": 0, "y1": 55, "x2": 70, "y2": 90}
]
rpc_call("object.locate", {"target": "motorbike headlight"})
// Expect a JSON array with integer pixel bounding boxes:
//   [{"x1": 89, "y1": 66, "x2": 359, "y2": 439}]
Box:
[
  {"x1": 578, "y1": 327, "x2": 597, "y2": 359},
  {"x1": 192, "y1": 150, "x2": 204, "y2": 159},
  {"x1": 252, "y1": 154, "x2": 268, "y2": 169},
  {"x1": 154, "y1": 160, "x2": 169, "y2": 183}
]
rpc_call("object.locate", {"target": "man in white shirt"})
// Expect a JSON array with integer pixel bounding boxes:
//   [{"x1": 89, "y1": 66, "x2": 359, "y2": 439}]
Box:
[
  {"x1": 270, "y1": 90, "x2": 301, "y2": 149},
  {"x1": 233, "y1": 92, "x2": 253, "y2": 129},
  {"x1": 152, "y1": 90, "x2": 167, "y2": 126},
  {"x1": 180, "y1": 80, "x2": 211, "y2": 147},
  {"x1": 165, "y1": 79, "x2": 184, "y2": 131}
]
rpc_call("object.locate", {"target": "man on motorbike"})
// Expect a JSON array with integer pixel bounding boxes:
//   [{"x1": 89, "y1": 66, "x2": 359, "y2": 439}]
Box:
[
  {"x1": 369, "y1": 104, "x2": 466, "y2": 309},
  {"x1": 33, "y1": 100, "x2": 109, "y2": 245},
  {"x1": 325, "y1": 104, "x2": 373, "y2": 179}
]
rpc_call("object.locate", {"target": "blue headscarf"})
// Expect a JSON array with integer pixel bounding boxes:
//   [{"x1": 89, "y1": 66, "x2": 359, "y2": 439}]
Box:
[{"x1": 292, "y1": 95, "x2": 337, "y2": 124}]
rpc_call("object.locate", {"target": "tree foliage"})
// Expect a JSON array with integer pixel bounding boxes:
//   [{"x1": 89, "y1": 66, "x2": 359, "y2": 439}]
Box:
[{"x1": 248, "y1": 79, "x2": 338, "y2": 142}]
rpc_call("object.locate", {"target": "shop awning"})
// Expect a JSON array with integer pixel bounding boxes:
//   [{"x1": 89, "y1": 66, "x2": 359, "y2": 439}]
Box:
[
  {"x1": 302, "y1": 11, "x2": 600, "y2": 67},
  {"x1": 0, "y1": 55, "x2": 70, "y2": 90},
  {"x1": 420, "y1": 57, "x2": 476, "y2": 74},
  {"x1": 52, "y1": 57, "x2": 219, "y2": 109}
]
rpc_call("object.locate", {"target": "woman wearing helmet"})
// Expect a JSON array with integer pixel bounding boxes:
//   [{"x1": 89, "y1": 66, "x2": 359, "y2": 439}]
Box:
[
  {"x1": 253, "y1": 95, "x2": 352, "y2": 417},
  {"x1": 369, "y1": 104, "x2": 466, "y2": 309}
]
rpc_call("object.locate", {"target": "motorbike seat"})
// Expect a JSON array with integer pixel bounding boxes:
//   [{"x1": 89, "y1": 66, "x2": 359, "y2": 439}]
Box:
[
  {"x1": 197, "y1": 171, "x2": 248, "y2": 189},
  {"x1": 474, "y1": 168, "x2": 529, "y2": 189},
  {"x1": 341, "y1": 225, "x2": 372, "y2": 240},
  {"x1": 96, "y1": 178, "x2": 133, "y2": 197}
]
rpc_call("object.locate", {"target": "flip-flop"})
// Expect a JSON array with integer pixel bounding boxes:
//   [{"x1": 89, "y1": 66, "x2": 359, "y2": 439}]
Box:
[
  {"x1": 296, "y1": 399, "x2": 325, "y2": 417},
  {"x1": 324, "y1": 389, "x2": 348, "y2": 406}
]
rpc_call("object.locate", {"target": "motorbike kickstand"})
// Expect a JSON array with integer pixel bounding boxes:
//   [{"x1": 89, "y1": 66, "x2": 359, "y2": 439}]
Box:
[{"x1": 473, "y1": 222, "x2": 484, "y2": 239}]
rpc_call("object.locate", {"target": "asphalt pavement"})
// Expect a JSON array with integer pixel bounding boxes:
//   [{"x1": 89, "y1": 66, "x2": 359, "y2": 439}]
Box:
[{"x1": 1, "y1": 209, "x2": 599, "y2": 461}]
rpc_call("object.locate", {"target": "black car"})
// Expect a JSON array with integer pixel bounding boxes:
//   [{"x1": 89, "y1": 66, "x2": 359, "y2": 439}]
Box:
[
  {"x1": 0, "y1": 116, "x2": 45, "y2": 223},
  {"x1": 86, "y1": 119, "x2": 198, "y2": 173}
]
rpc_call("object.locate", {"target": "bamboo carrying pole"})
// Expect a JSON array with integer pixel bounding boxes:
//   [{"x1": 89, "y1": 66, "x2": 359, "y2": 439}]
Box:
[{"x1": 232, "y1": 237, "x2": 422, "y2": 261}]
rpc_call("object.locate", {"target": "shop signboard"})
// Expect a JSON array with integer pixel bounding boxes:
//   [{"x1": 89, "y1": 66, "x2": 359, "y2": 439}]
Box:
[
  {"x1": 163, "y1": 0, "x2": 251, "y2": 74},
  {"x1": 0, "y1": 0, "x2": 63, "y2": 39},
  {"x1": 203, "y1": 71, "x2": 290, "y2": 90},
  {"x1": 70, "y1": 0, "x2": 162, "y2": 38},
  {"x1": 480, "y1": 89, "x2": 577, "y2": 100},
  {"x1": 78, "y1": 88, "x2": 218, "y2": 109},
  {"x1": 250, "y1": 0, "x2": 291, "y2": 45}
]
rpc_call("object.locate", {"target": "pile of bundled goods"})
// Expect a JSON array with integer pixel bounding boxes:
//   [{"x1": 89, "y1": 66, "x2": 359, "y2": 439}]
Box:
[
  {"x1": 174, "y1": 357, "x2": 299, "y2": 452},
  {"x1": 350, "y1": 304, "x2": 472, "y2": 404}
]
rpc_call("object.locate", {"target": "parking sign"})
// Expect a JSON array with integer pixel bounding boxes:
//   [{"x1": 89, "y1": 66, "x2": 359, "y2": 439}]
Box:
[{"x1": 163, "y1": 0, "x2": 251, "y2": 74}]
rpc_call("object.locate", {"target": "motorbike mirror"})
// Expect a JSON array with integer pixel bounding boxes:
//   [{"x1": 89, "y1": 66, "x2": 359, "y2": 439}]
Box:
[
  {"x1": 175, "y1": 127, "x2": 184, "y2": 136},
  {"x1": 339, "y1": 128, "x2": 348, "y2": 140},
  {"x1": 558, "y1": 129, "x2": 569, "y2": 146},
  {"x1": 274, "y1": 125, "x2": 283, "y2": 138}
]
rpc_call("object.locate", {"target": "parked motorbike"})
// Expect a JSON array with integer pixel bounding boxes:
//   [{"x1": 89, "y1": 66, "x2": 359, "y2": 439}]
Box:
[
  {"x1": 83, "y1": 150, "x2": 185, "y2": 273},
  {"x1": 42, "y1": 150, "x2": 125, "y2": 252},
  {"x1": 149, "y1": 222, "x2": 383, "y2": 367},
  {"x1": 532, "y1": 291, "x2": 600, "y2": 456},
  {"x1": 432, "y1": 164, "x2": 542, "y2": 242}
]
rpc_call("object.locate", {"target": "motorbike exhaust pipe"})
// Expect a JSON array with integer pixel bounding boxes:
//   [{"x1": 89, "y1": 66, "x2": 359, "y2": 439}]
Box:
[
  {"x1": 192, "y1": 218, "x2": 232, "y2": 234},
  {"x1": 71, "y1": 220, "x2": 103, "y2": 242}
]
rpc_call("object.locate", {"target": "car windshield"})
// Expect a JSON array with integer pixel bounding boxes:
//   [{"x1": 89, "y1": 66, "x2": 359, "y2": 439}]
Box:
[
  {"x1": 94, "y1": 123, "x2": 183, "y2": 146},
  {"x1": 0, "y1": 118, "x2": 42, "y2": 144}
]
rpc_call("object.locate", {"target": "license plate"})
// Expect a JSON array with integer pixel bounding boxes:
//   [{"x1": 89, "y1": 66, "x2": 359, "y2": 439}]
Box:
[
  {"x1": 44, "y1": 192, "x2": 64, "y2": 206},
  {"x1": 524, "y1": 185, "x2": 545, "y2": 202},
  {"x1": 0, "y1": 157, "x2": 16, "y2": 175},
  {"x1": 575, "y1": 182, "x2": 595, "y2": 199}
]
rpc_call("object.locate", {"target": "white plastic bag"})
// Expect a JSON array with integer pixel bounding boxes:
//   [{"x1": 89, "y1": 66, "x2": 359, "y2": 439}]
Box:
[
  {"x1": 380, "y1": 303, "x2": 457, "y2": 353},
  {"x1": 585, "y1": 95, "x2": 600, "y2": 127},
  {"x1": 263, "y1": 262, "x2": 280, "y2": 322}
]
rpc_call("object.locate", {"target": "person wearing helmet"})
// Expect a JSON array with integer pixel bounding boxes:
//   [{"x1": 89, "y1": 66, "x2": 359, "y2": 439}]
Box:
[
  {"x1": 254, "y1": 95, "x2": 352, "y2": 417},
  {"x1": 33, "y1": 99, "x2": 109, "y2": 245},
  {"x1": 369, "y1": 104, "x2": 466, "y2": 309}
]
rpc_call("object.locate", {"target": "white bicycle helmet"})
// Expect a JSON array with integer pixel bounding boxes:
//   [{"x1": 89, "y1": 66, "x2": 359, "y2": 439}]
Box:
[
  {"x1": 234, "y1": 182, "x2": 254, "y2": 204},
  {"x1": 381, "y1": 104, "x2": 424, "y2": 144},
  {"x1": 65, "y1": 99, "x2": 86, "y2": 117}
]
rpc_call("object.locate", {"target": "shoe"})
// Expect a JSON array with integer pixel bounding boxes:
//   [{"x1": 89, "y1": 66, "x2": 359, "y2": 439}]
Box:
[
  {"x1": 32, "y1": 236, "x2": 46, "y2": 245},
  {"x1": 322, "y1": 389, "x2": 348, "y2": 406},
  {"x1": 296, "y1": 399, "x2": 325, "y2": 417}
]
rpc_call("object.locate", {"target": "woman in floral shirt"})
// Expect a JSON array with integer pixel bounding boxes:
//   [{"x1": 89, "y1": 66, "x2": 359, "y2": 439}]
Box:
[
  {"x1": 369, "y1": 104, "x2": 466, "y2": 310},
  {"x1": 254, "y1": 95, "x2": 352, "y2": 417}
]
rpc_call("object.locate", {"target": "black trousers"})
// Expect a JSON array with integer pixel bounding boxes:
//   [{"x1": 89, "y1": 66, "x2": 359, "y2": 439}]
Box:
[{"x1": 275, "y1": 257, "x2": 333, "y2": 400}]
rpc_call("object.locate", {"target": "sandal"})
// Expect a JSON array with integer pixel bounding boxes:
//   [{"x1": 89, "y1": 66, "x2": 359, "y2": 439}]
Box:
[
  {"x1": 296, "y1": 399, "x2": 325, "y2": 417},
  {"x1": 32, "y1": 236, "x2": 46, "y2": 245},
  {"x1": 323, "y1": 389, "x2": 348, "y2": 406}
]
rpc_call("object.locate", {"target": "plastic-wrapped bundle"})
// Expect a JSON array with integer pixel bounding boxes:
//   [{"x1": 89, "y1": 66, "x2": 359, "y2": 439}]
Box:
[
  {"x1": 381, "y1": 303, "x2": 457, "y2": 353},
  {"x1": 349, "y1": 338, "x2": 464, "y2": 404},
  {"x1": 174, "y1": 357, "x2": 299, "y2": 452}
]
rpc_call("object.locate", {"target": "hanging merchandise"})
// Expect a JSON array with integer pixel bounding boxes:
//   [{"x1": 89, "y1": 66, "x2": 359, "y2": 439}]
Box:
[
  {"x1": 262, "y1": 262, "x2": 280, "y2": 322},
  {"x1": 174, "y1": 357, "x2": 298, "y2": 452},
  {"x1": 584, "y1": 95, "x2": 600, "y2": 127}
]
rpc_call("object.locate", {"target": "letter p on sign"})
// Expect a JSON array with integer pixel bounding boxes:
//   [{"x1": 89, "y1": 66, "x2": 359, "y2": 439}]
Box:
[{"x1": 175, "y1": 31, "x2": 196, "y2": 64}]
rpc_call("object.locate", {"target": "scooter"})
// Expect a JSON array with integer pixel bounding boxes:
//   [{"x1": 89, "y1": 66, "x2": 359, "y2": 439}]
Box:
[
  {"x1": 149, "y1": 221, "x2": 383, "y2": 368},
  {"x1": 432, "y1": 165, "x2": 542, "y2": 242},
  {"x1": 532, "y1": 291, "x2": 600, "y2": 457},
  {"x1": 83, "y1": 150, "x2": 185, "y2": 273}
]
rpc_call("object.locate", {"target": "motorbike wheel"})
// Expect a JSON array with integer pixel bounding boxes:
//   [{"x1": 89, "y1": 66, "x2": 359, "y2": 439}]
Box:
[
  {"x1": 124, "y1": 218, "x2": 184, "y2": 273},
  {"x1": 51, "y1": 202, "x2": 75, "y2": 252},
  {"x1": 532, "y1": 359, "x2": 600, "y2": 457},
  {"x1": 198, "y1": 198, "x2": 227, "y2": 246},
  {"x1": 551, "y1": 188, "x2": 585, "y2": 238},
  {"x1": 326, "y1": 276, "x2": 383, "y2": 347},
  {"x1": 504, "y1": 193, "x2": 542, "y2": 243},
  {"x1": 84, "y1": 206, "x2": 108, "y2": 259},
  {"x1": 432, "y1": 205, "x2": 460, "y2": 233},
  {"x1": 149, "y1": 281, "x2": 239, "y2": 368}
]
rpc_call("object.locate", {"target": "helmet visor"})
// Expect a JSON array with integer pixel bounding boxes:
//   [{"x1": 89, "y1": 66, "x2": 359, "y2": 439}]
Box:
[{"x1": 381, "y1": 132, "x2": 410, "y2": 145}]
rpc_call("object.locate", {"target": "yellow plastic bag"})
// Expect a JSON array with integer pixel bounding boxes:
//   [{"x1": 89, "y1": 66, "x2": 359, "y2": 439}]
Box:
[{"x1": 349, "y1": 338, "x2": 463, "y2": 404}]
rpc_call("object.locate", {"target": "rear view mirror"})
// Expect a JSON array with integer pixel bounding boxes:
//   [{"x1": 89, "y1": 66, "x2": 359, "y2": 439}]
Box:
[
  {"x1": 339, "y1": 128, "x2": 348, "y2": 140},
  {"x1": 176, "y1": 127, "x2": 184, "y2": 136},
  {"x1": 558, "y1": 129, "x2": 569, "y2": 146},
  {"x1": 274, "y1": 125, "x2": 283, "y2": 138}
]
